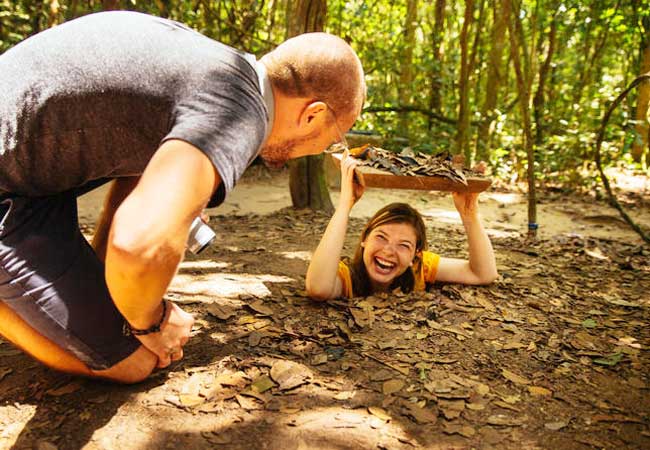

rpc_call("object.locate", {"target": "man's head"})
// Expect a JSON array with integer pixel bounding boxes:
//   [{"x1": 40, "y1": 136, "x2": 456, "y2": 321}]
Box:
[{"x1": 259, "y1": 32, "x2": 366, "y2": 167}]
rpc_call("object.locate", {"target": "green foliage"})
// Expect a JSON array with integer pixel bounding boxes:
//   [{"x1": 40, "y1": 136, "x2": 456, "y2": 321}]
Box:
[{"x1": 0, "y1": 0, "x2": 648, "y2": 189}]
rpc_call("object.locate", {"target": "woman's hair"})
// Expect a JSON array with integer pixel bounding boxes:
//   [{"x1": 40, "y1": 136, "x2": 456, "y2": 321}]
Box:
[{"x1": 349, "y1": 203, "x2": 428, "y2": 296}]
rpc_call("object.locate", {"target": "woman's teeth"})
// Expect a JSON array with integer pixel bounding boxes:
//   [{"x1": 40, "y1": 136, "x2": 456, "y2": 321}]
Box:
[{"x1": 375, "y1": 257, "x2": 395, "y2": 270}]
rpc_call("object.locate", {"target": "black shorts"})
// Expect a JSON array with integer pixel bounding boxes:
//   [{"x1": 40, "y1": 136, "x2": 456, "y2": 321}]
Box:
[{"x1": 0, "y1": 192, "x2": 140, "y2": 370}]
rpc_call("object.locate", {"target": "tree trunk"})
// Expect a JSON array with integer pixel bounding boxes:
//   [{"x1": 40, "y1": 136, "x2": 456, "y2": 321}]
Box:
[
  {"x1": 532, "y1": 11, "x2": 557, "y2": 146},
  {"x1": 456, "y1": 0, "x2": 474, "y2": 160},
  {"x1": 286, "y1": 0, "x2": 333, "y2": 212},
  {"x1": 506, "y1": 0, "x2": 537, "y2": 238},
  {"x1": 398, "y1": 0, "x2": 418, "y2": 138},
  {"x1": 428, "y1": 0, "x2": 446, "y2": 130},
  {"x1": 476, "y1": 0, "x2": 507, "y2": 161},
  {"x1": 632, "y1": 15, "x2": 650, "y2": 166}
]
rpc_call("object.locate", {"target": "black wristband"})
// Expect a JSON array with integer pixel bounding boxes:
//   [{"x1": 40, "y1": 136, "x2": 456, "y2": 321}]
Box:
[{"x1": 122, "y1": 300, "x2": 168, "y2": 336}]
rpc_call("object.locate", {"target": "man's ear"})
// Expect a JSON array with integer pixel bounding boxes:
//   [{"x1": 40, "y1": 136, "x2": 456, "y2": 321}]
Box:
[{"x1": 299, "y1": 101, "x2": 327, "y2": 128}]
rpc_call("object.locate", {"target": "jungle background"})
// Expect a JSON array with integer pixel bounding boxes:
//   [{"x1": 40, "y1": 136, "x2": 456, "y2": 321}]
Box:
[{"x1": 0, "y1": 1, "x2": 649, "y2": 449}]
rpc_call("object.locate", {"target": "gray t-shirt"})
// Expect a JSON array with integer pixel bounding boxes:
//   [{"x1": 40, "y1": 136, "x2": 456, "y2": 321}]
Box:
[{"x1": 0, "y1": 11, "x2": 269, "y2": 207}]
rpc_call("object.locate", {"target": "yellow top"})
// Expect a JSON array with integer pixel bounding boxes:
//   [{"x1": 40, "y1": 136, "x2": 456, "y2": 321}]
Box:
[{"x1": 336, "y1": 251, "x2": 441, "y2": 298}]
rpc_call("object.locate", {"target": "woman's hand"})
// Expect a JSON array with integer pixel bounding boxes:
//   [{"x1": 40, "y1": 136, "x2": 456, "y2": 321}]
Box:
[
  {"x1": 339, "y1": 150, "x2": 365, "y2": 212},
  {"x1": 452, "y1": 192, "x2": 480, "y2": 220}
]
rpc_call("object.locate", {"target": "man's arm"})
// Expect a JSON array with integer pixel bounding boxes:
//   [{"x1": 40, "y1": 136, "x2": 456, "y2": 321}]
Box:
[
  {"x1": 104, "y1": 139, "x2": 220, "y2": 367},
  {"x1": 92, "y1": 177, "x2": 141, "y2": 263}
]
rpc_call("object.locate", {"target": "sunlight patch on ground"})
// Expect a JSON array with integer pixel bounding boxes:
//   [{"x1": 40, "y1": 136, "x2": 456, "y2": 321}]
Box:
[
  {"x1": 484, "y1": 192, "x2": 522, "y2": 205},
  {"x1": 605, "y1": 167, "x2": 650, "y2": 193},
  {"x1": 169, "y1": 273, "x2": 294, "y2": 299},
  {"x1": 486, "y1": 228, "x2": 521, "y2": 239},
  {"x1": 278, "y1": 250, "x2": 313, "y2": 261},
  {"x1": 178, "y1": 260, "x2": 231, "y2": 271},
  {"x1": 0, "y1": 404, "x2": 36, "y2": 448},
  {"x1": 419, "y1": 207, "x2": 461, "y2": 225}
]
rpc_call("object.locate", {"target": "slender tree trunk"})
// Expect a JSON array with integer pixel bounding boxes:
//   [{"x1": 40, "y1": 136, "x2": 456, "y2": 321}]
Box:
[
  {"x1": 456, "y1": 0, "x2": 475, "y2": 160},
  {"x1": 476, "y1": 0, "x2": 507, "y2": 161},
  {"x1": 632, "y1": 15, "x2": 650, "y2": 166},
  {"x1": 506, "y1": 0, "x2": 537, "y2": 238},
  {"x1": 428, "y1": 0, "x2": 446, "y2": 130},
  {"x1": 398, "y1": 0, "x2": 418, "y2": 139},
  {"x1": 287, "y1": 0, "x2": 333, "y2": 212},
  {"x1": 533, "y1": 11, "x2": 557, "y2": 146}
]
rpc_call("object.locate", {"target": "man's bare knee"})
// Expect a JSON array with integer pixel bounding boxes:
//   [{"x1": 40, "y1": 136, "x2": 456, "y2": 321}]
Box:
[{"x1": 92, "y1": 346, "x2": 158, "y2": 384}]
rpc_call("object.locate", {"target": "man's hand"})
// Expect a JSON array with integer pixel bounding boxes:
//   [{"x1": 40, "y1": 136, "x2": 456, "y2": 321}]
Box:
[{"x1": 136, "y1": 301, "x2": 195, "y2": 368}]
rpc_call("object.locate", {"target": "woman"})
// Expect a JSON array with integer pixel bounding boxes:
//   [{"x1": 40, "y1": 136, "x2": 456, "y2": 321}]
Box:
[{"x1": 306, "y1": 151, "x2": 498, "y2": 300}]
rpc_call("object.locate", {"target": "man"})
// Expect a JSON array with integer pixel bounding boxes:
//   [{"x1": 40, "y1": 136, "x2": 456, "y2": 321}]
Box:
[{"x1": 0, "y1": 11, "x2": 365, "y2": 383}]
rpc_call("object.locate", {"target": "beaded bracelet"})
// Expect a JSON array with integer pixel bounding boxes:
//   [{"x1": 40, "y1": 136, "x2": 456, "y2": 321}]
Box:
[{"x1": 122, "y1": 300, "x2": 168, "y2": 336}]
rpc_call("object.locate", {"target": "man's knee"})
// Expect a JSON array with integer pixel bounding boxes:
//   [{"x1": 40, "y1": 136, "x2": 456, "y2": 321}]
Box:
[{"x1": 92, "y1": 346, "x2": 158, "y2": 384}]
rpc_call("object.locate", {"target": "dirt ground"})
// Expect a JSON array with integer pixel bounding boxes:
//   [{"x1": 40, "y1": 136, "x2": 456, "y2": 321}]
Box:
[{"x1": 1, "y1": 165, "x2": 649, "y2": 450}]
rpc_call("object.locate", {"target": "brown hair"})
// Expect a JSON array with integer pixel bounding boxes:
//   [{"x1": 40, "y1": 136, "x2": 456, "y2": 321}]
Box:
[
  {"x1": 261, "y1": 32, "x2": 366, "y2": 124},
  {"x1": 349, "y1": 203, "x2": 428, "y2": 297}
]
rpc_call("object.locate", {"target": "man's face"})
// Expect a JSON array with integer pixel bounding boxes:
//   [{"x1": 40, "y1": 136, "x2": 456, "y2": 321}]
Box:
[{"x1": 259, "y1": 120, "x2": 346, "y2": 168}]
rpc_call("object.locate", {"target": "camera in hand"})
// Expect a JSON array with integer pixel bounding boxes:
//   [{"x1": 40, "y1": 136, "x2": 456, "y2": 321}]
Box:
[{"x1": 187, "y1": 217, "x2": 216, "y2": 254}]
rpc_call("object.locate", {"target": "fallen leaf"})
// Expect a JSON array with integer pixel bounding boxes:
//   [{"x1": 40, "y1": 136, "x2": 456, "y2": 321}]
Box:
[
  {"x1": 528, "y1": 386, "x2": 552, "y2": 397},
  {"x1": 438, "y1": 399, "x2": 465, "y2": 420},
  {"x1": 443, "y1": 423, "x2": 476, "y2": 438},
  {"x1": 247, "y1": 300, "x2": 274, "y2": 316},
  {"x1": 585, "y1": 247, "x2": 608, "y2": 260},
  {"x1": 370, "y1": 369, "x2": 395, "y2": 382},
  {"x1": 270, "y1": 360, "x2": 311, "y2": 390},
  {"x1": 46, "y1": 381, "x2": 82, "y2": 396},
  {"x1": 382, "y1": 379, "x2": 405, "y2": 395},
  {"x1": 474, "y1": 383, "x2": 490, "y2": 396},
  {"x1": 400, "y1": 401, "x2": 437, "y2": 424},
  {"x1": 250, "y1": 375, "x2": 275, "y2": 393},
  {"x1": 248, "y1": 331, "x2": 263, "y2": 346},
  {"x1": 486, "y1": 414, "x2": 524, "y2": 427},
  {"x1": 214, "y1": 370, "x2": 248, "y2": 388},
  {"x1": 377, "y1": 339, "x2": 398, "y2": 350},
  {"x1": 593, "y1": 353, "x2": 623, "y2": 366},
  {"x1": 179, "y1": 393, "x2": 204, "y2": 407},
  {"x1": 368, "y1": 406, "x2": 391, "y2": 421},
  {"x1": 334, "y1": 391, "x2": 356, "y2": 400},
  {"x1": 581, "y1": 318, "x2": 597, "y2": 329},
  {"x1": 206, "y1": 303, "x2": 237, "y2": 320},
  {"x1": 311, "y1": 353, "x2": 328, "y2": 365},
  {"x1": 501, "y1": 369, "x2": 530, "y2": 385},
  {"x1": 544, "y1": 421, "x2": 568, "y2": 431}
]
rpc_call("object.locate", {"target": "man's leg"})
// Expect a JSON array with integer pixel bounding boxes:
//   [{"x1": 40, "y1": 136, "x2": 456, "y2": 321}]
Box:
[
  {"x1": 0, "y1": 194, "x2": 158, "y2": 383},
  {"x1": 0, "y1": 302, "x2": 157, "y2": 383}
]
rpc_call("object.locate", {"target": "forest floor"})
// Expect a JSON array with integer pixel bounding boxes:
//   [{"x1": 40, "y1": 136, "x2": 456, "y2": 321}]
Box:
[{"x1": 1, "y1": 164, "x2": 649, "y2": 450}]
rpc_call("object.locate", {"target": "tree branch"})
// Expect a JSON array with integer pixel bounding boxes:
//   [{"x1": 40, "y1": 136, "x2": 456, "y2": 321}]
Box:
[
  {"x1": 363, "y1": 97, "x2": 519, "y2": 127},
  {"x1": 594, "y1": 72, "x2": 650, "y2": 244}
]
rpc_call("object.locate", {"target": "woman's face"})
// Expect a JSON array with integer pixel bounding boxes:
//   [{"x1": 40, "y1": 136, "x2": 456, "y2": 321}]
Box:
[{"x1": 361, "y1": 222, "x2": 418, "y2": 290}]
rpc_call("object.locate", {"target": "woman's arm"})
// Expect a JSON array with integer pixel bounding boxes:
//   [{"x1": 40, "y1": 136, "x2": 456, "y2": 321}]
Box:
[
  {"x1": 306, "y1": 152, "x2": 364, "y2": 300},
  {"x1": 435, "y1": 192, "x2": 498, "y2": 285}
]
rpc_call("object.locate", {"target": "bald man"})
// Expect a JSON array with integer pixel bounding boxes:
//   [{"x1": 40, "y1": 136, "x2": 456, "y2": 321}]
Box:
[{"x1": 0, "y1": 11, "x2": 365, "y2": 383}]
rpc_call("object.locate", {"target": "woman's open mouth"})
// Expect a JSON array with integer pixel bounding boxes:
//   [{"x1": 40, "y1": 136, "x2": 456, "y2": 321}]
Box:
[{"x1": 373, "y1": 256, "x2": 396, "y2": 275}]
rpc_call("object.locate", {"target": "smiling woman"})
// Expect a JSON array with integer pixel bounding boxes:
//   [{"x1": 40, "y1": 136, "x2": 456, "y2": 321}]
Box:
[{"x1": 305, "y1": 152, "x2": 498, "y2": 300}]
